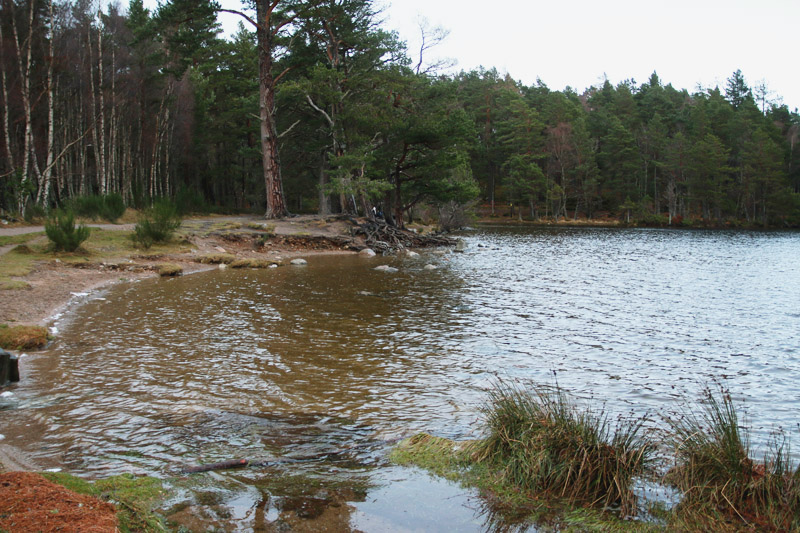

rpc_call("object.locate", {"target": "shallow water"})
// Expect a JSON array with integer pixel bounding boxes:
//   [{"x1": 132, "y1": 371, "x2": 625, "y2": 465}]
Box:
[{"x1": 2, "y1": 226, "x2": 799, "y2": 530}]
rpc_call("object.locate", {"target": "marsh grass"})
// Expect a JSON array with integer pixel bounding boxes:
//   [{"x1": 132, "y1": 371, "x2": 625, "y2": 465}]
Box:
[
  {"x1": 666, "y1": 388, "x2": 800, "y2": 531},
  {"x1": 471, "y1": 382, "x2": 655, "y2": 517}
]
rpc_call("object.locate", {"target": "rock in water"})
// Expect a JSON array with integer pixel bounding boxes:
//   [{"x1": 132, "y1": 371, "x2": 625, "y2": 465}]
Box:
[
  {"x1": 359, "y1": 248, "x2": 377, "y2": 257},
  {"x1": 290, "y1": 258, "x2": 308, "y2": 265},
  {"x1": 374, "y1": 265, "x2": 398, "y2": 273},
  {"x1": 423, "y1": 264, "x2": 438, "y2": 270},
  {"x1": 454, "y1": 239, "x2": 467, "y2": 252}
]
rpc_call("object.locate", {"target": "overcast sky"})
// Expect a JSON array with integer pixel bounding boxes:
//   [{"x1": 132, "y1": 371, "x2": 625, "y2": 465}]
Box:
[{"x1": 147, "y1": 0, "x2": 800, "y2": 111}]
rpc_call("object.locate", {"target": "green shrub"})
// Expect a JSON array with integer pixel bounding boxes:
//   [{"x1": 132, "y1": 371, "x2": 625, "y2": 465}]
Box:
[
  {"x1": 23, "y1": 203, "x2": 46, "y2": 223},
  {"x1": 132, "y1": 200, "x2": 182, "y2": 249},
  {"x1": 68, "y1": 194, "x2": 127, "y2": 222},
  {"x1": 45, "y1": 210, "x2": 90, "y2": 251},
  {"x1": 102, "y1": 193, "x2": 126, "y2": 222},
  {"x1": 666, "y1": 388, "x2": 800, "y2": 530},
  {"x1": 174, "y1": 186, "x2": 209, "y2": 215},
  {"x1": 472, "y1": 381, "x2": 655, "y2": 516}
]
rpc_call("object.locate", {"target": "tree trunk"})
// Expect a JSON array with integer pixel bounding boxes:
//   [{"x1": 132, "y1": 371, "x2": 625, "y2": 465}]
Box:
[
  {"x1": 256, "y1": 2, "x2": 288, "y2": 219},
  {"x1": 37, "y1": 0, "x2": 56, "y2": 205}
]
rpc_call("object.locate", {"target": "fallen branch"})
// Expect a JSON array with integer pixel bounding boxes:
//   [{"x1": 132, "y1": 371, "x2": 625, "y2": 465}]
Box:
[{"x1": 181, "y1": 458, "x2": 249, "y2": 474}]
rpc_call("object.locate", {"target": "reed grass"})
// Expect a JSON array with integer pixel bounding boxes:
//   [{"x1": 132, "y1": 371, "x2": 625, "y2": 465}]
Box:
[
  {"x1": 666, "y1": 387, "x2": 800, "y2": 531},
  {"x1": 471, "y1": 381, "x2": 655, "y2": 517}
]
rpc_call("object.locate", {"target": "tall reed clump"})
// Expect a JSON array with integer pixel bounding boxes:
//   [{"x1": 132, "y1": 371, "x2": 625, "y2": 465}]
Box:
[
  {"x1": 132, "y1": 199, "x2": 182, "y2": 249},
  {"x1": 45, "y1": 210, "x2": 90, "y2": 252},
  {"x1": 471, "y1": 381, "x2": 655, "y2": 516},
  {"x1": 666, "y1": 388, "x2": 800, "y2": 531}
]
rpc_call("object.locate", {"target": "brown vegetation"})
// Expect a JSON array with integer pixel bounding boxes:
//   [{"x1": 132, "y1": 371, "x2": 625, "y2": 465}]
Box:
[
  {"x1": 0, "y1": 324, "x2": 49, "y2": 350},
  {"x1": 0, "y1": 472, "x2": 118, "y2": 533}
]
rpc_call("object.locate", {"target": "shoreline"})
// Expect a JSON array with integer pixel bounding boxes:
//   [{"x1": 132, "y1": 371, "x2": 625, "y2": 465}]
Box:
[{"x1": 0, "y1": 214, "x2": 372, "y2": 474}]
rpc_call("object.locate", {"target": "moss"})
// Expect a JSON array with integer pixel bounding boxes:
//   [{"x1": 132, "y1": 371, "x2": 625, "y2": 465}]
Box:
[
  {"x1": 196, "y1": 253, "x2": 236, "y2": 265},
  {"x1": 42, "y1": 472, "x2": 168, "y2": 533},
  {"x1": 157, "y1": 263, "x2": 183, "y2": 277},
  {"x1": 0, "y1": 324, "x2": 50, "y2": 350},
  {"x1": 390, "y1": 433, "x2": 471, "y2": 481},
  {"x1": 229, "y1": 258, "x2": 279, "y2": 269}
]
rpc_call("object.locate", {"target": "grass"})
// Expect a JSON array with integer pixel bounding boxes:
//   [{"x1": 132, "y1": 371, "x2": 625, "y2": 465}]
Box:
[
  {"x1": 0, "y1": 324, "x2": 50, "y2": 350},
  {"x1": 42, "y1": 472, "x2": 168, "y2": 533},
  {"x1": 393, "y1": 383, "x2": 800, "y2": 532},
  {"x1": 665, "y1": 387, "x2": 800, "y2": 531},
  {"x1": 157, "y1": 263, "x2": 183, "y2": 277},
  {"x1": 229, "y1": 258, "x2": 280, "y2": 269},
  {"x1": 390, "y1": 432, "x2": 471, "y2": 481},
  {"x1": 392, "y1": 382, "x2": 657, "y2": 530},
  {"x1": 472, "y1": 381, "x2": 655, "y2": 517},
  {"x1": 0, "y1": 279, "x2": 30, "y2": 290},
  {"x1": 197, "y1": 253, "x2": 236, "y2": 265},
  {"x1": 0, "y1": 244, "x2": 39, "y2": 278},
  {"x1": 0, "y1": 232, "x2": 42, "y2": 246}
]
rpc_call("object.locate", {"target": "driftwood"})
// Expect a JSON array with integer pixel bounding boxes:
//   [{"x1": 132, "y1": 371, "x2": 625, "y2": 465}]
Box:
[
  {"x1": 181, "y1": 455, "x2": 316, "y2": 474},
  {"x1": 180, "y1": 439, "x2": 400, "y2": 474},
  {"x1": 352, "y1": 219, "x2": 456, "y2": 254},
  {"x1": 181, "y1": 458, "x2": 249, "y2": 473}
]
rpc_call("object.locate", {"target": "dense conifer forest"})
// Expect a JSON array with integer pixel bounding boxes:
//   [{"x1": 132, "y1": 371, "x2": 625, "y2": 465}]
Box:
[{"x1": 1, "y1": 0, "x2": 798, "y2": 226}]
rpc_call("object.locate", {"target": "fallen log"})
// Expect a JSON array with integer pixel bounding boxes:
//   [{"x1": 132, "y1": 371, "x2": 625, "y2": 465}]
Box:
[{"x1": 181, "y1": 458, "x2": 249, "y2": 474}]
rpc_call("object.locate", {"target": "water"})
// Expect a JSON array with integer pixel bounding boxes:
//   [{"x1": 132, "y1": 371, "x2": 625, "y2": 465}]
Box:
[{"x1": 2, "y1": 226, "x2": 799, "y2": 531}]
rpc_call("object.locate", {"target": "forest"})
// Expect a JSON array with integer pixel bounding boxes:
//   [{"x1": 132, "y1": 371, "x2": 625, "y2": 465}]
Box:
[{"x1": 1, "y1": 0, "x2": 799, "y2": 227}]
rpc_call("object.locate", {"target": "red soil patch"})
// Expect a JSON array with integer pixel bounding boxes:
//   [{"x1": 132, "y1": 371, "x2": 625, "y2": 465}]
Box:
[{"x1": 0, "y1": 472, "x2": 117, "y2": 532}]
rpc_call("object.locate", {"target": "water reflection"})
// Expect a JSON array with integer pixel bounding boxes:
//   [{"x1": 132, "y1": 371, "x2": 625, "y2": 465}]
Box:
[{"x1": 2, "y1": 227, "x2": 799, "y2": 530}]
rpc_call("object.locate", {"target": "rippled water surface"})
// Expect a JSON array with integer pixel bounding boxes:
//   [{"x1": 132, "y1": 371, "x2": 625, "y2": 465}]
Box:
[{"x1": 2, "y1": 226, "x2": 799, "y2": 530}]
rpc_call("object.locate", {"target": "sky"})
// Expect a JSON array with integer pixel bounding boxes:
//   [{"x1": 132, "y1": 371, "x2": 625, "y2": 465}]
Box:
[{"x1": 146, "y1": 0, "x2": 800, "y2": 112}]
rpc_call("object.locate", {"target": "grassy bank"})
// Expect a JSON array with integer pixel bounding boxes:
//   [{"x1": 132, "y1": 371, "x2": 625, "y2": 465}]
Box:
[
  {"x1": 37, "y1": 472, "x2": 167, "y2": 532},
  {"x1": 392, "y1": 383, "x2": 800, "y2": 532}
]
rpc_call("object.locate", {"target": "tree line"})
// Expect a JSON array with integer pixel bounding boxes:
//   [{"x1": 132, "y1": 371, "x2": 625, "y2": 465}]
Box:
[{"x1": 1, "y1": 0, "x2": 799, "y2": 227}]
